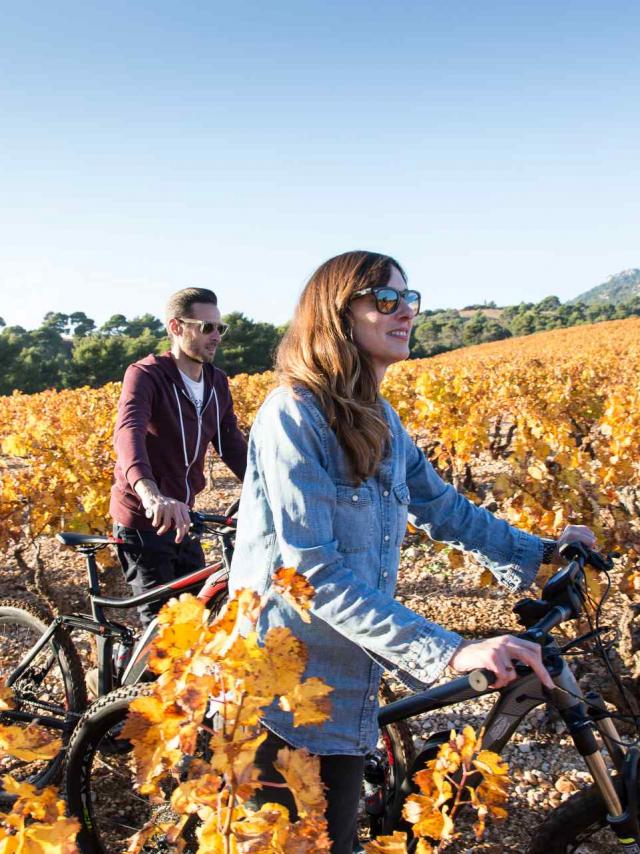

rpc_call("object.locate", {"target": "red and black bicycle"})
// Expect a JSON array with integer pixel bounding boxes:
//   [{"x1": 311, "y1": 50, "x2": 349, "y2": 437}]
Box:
[{"x1": 0, "y1": 502, "x2": 238, "y2": 804}]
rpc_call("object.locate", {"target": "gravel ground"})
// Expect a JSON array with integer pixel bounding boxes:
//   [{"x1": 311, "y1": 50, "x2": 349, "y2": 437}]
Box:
[{"x1": 1, "y1": 456, "x2": 636, "y2": 853}]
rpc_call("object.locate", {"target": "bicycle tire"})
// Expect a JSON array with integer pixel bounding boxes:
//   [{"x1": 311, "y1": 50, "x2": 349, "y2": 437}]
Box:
[
  {"x1": 360, "y1": 679, "x2": 416, "y2": 842},
  {"x1": 527, "y1": 776, "x2": 632, "y2": 853},
  {"x1": 0, "y1": 598, "x2": 87, "y2": 805},
  {"x1": 65, "y1": 683, "x2": 168, "y2": 854}
]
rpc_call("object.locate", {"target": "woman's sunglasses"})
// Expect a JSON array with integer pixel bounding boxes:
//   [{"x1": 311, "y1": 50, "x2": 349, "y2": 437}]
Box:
[
  {"x1": 178, "y1": 317, "x2": 229, "y2": 337},
  {"x1": 350, "y1": 286, "x2": 421, "y2": 317}
]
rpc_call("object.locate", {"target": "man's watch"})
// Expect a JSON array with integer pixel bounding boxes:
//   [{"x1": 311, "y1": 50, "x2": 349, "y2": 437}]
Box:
[{"x1": 541, "y1": 538, "x2": 557, "y2": 565}]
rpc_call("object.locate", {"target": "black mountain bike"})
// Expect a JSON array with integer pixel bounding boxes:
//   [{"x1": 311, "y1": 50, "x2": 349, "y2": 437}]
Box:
[
  {"x1": 64, "y1": 542, "x2": 640, "y2": 854},
  {"x1": 0, "y1": 504, "x2": 237, "y2": 804},
  {"x1": 359, "y1": 541, "x2": 640, "y2": 853}
]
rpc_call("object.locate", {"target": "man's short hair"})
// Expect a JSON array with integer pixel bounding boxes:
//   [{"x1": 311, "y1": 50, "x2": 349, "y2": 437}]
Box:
[{"x1": 165, "y1": 288, "x2": 218, "y2": 324}]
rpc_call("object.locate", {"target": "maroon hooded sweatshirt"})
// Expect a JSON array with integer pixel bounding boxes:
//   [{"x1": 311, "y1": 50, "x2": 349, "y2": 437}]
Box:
[{"x1": 110, "y1": 352, "x2": 248, "y2": 530}]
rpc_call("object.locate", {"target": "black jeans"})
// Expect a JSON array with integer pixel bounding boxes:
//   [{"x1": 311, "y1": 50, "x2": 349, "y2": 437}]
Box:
[
  {"x1": 250, "y1": 728, "x2": 365, "y2": 854},
  {"x1": 113, "y1": 524, "x2": 205, "y2": 626}
]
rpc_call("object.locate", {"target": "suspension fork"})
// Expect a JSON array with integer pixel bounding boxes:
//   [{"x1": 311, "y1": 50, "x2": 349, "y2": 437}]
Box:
[
  {"x1": 585, "y1": 689, "x2": 627, "y2": 772},
  {"x1": 551, "y1": 660, "x2": 640, "y2": 849}
]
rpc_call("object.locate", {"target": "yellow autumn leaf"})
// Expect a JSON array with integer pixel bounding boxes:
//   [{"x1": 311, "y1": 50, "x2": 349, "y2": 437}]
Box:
[
  {"x1": 447, "y1": 548, "x2": 465, "y2": 569},
  {"x1": 22, "y1": 816, "x2": 81, "y2": 853},
  {"x1": 272, "y1": 567, "x2": 314, "y2": 623},
  {"x1": 473, "y1": 749, "x2": 509, "y2": 777},
  {"x1": 362, "y1": 830, "x2": 410, "y2": 853},
  {"x1": 0, "y1": 724, "x2": 62, "y2": 762},
  {"x1": 527, "y1": 464, "x2": 545, "y2": 480},
  {"x1": 0, "y1": 682, "x2": 14, "y2": 712},
  {"x1": 282, "y1": 812, "x2": 332, "y2": 852},
  {"x1": 402, "y1": 793, "x2": 445, "y2": 839},
  {"x1": 274, "y1": 747, "x2": 326, "y2": 817},
  {"x1": 149, "y1": 594, "x2": 208, "y2": 674},
  {"x1": 1, "y1": 435, "x2": 29, "y2": 458},
  {"x1": 244, "y1": 627, "x2": 307, "y2": 699},
  {"x1": 279, "y1": 677, "x2": 333, "y2": 727},
  {"x1": 458, "y1": 724, "x2": 479, "y2": 765},
  {"x1": 231, "y1": 802, "x2": 291, "y2": 851},
  {"x1": 170, "y1": 769, "x2": 222, "y2": 815},
  {"x1": 209, "y1": 730, "x2": 266, "y2": 798}
]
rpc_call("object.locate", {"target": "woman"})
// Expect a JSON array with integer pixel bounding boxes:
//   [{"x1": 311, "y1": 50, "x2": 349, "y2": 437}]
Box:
[{"x1": 229, "y1": 250, "x2": 595, "y2": 852}]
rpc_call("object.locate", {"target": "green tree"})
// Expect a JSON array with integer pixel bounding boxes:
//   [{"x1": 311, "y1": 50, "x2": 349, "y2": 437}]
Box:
[
  {"x1": 125, "y1": 313, "x2": 165, "y2": 338},
  {"x1": 64, "y1": 328, "x2": 163, "y2": 388},
  {"x1": 1, "y1": 326, "x2": 69, "y2": 394},
  {"x1": 100, "y1": 314, "x2": 129, "y2": 335},
  {"x1": 510, "y1": 310, "x2": 538, "y2": 337},
  {"x1": 42, "y1": 311, "x2": 70, "y2": 335},
  {"x1": 462, "y1": 312, "x2": 488, "y2": 346},
  {"x1": 216, "y1": 312, "x2": 282, "y2": 376},
  {"x1": 535, "y1": 295, "x2": 561, "y2": 313},
  {"x1": 69, "y1": 311, "x2": 96, "y2": 337},
  {"x1": 482, "y1": 318, "x2": 511, "y2": 342}
]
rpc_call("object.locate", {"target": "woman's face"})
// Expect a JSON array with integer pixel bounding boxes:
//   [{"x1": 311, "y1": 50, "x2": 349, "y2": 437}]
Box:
[{"x1": 349, "y1": 265, "x2": 415, "y2": 384}]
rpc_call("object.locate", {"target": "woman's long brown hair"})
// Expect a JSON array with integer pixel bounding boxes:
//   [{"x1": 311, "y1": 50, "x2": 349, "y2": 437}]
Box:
[{"x1": 276, "y1": 250, "x2": 407, "y2": 483}]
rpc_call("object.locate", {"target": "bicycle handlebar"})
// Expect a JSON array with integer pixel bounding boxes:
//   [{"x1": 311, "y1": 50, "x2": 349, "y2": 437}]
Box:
[{"x1": 189, "y1": 510, "x2": 237, "y2": 529}]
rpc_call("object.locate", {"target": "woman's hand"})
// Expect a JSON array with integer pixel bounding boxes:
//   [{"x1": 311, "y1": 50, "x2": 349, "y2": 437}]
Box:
[
  {"x1": 449, "y1": 635, "x2": 554, "y2": 690},
  {"x1": 551, "y1": 525, "x2": 597, "y2": 564}
]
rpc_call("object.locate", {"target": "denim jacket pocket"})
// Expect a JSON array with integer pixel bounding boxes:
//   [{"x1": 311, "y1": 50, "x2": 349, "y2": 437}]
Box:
[
  {"x1": 393, "y1": 482, "x2": 410, "y2": 547},
  {"x1": 334, "y1": 484, "x2": 374, "y2": 553}
]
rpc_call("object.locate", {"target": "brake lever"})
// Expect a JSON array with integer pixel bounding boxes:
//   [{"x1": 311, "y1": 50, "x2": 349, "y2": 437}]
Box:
[{"x1": 586, "y1": 548, "x2": 615, "y2": 572}]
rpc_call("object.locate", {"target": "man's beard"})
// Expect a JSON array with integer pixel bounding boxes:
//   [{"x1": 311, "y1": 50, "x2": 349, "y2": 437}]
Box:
[{"x1": 184, "y1": 346, "x2": 215, "y2": 365}]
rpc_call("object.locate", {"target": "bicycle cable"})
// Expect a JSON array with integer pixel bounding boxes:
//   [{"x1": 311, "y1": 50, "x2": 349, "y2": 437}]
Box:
[{"x1": 580, "y1": 565, "x2": 640, "y2": 730}]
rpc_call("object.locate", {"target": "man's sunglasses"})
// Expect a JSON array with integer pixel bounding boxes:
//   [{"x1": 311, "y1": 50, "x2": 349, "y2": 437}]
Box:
[
  {"x1": 178, "y1": 317, "x2": 229, "y2": 337},
  {"x1": 350, "y1": 286, "x2": 421, "y2": 317}
]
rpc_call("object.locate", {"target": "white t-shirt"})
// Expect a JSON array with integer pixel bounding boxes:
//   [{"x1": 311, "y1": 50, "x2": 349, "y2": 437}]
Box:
[{"x1": 178, "y1": 368, "x2": 205, "y2": 412}]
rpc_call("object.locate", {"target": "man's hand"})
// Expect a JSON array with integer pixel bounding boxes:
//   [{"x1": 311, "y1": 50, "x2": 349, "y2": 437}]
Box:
[
  {"x1": 134, "y1": 479, "x2": 191, "y2": 542},
  {"x1": 551, "y1": 525, "x2": 597, "y2": 564}
]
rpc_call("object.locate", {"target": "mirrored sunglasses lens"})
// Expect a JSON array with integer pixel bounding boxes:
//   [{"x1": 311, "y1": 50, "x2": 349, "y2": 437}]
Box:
[
  {"x1": 199, "y1": 322, "x2": 215, "y2": 334},
  {"x1": 375, "y1": 289, "x2": 400, "y2": 314},
  {"x1": 406, "y1": 291, "x2": 421, "y2": 315},
  {"x1": 218, "y1": 323, "x2": 229, "y2": 337}
]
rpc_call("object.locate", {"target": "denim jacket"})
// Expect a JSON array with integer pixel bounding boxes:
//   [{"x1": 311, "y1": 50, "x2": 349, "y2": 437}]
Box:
[{"x1": 229, "y1": 386, "x2": 544, "y2": 755}]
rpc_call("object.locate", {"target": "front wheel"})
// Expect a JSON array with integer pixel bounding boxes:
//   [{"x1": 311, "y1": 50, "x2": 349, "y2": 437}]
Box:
[
  {"x1": 358, "y1": 679, "x2": 416, "y2": 844},
  {"x1": 65, "y1": 683, "x2": 204, "y2": 854},
  {"x1": 0, "y1": 599, "x2": 86, "y2": 805},
  {"x1": 65, "y1": 683, "x2": 171, "y2": 853},
  {"x1": 527, "y1": 776, "x2": 631, "y2": 853}
]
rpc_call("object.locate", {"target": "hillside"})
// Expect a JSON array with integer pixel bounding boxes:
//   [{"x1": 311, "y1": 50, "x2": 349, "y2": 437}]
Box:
[{"x1": 569, "y1": 268, "x2": 640, "y2": 305}]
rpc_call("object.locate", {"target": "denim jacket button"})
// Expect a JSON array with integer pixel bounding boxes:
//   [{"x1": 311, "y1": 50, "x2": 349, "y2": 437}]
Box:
[
  {"x1": 384, "y1": 534, "x2": 390, "y2": 542},
  {"x1": 383, "y1": 490, "x2": 389, "y2": 497},
  {"x1": 382, "y1": 571, "x2": 389, "y2": 578},
  {"x1": 368, "y1": 694, "x2": 375, "y2": 702},
  {"x1": 351, "y1": 494, "x2": 359, "y2": 502}
]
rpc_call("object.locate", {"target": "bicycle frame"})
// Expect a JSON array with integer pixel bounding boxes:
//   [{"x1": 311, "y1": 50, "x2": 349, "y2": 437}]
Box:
[
  {"x1": 6, "y1": 514, "x2": 235, "y2": 722},
  {"x1": 378, "y1": 548, "x2": 640, "y2": 850}
]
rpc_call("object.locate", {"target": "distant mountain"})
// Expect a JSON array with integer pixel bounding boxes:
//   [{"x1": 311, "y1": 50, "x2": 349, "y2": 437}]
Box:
[{"x1": 570, "y1": 269, "x2": 640, "y2": 305}]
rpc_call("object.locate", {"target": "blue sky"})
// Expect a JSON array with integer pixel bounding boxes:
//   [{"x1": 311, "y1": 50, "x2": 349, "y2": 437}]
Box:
[{"x1": 1, "y1": 0, "x2": 638, "y2": 329}]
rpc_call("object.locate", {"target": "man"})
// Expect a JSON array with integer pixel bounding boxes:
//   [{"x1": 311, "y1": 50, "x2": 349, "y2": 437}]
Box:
[{"x1": 110, "y1": 287, "x2": 248, "y2": 626}]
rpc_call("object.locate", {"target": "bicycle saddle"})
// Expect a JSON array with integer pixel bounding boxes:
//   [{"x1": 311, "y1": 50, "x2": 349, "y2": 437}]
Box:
[{"x1": 56, "y1": 533, "x2": 123, "y2": 548}]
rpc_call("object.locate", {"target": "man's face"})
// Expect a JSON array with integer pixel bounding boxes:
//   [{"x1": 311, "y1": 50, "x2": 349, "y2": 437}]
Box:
[{"x1": 172, "y1": 302, "x2": 223, "y2": 364}]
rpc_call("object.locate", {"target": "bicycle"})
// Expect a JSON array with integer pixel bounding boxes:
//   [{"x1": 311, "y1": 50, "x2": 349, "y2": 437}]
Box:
[
  {"x1": 63, "y1": 542, "x2": 640, "y2": 853},
  {"x1": 359, "y1": 541, "x2": 640, "y2": 853},
  {"x1": 0, "y1": 503, "x2": 238, "y2": 804}
]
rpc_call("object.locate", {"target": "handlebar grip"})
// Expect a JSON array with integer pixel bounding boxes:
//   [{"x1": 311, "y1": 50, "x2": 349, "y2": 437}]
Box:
[
  {"x1": 189, "y1": 510, "x2": 237, "y2": 527},
  {"x1": 468, "y1": 669, "x2": 496, "y2": 692},
  {"x1": 520, "y1": 603, "x2": 575, "y2": 641}
]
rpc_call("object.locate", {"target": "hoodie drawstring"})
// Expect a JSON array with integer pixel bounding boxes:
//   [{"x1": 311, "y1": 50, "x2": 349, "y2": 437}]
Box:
[
  {"x1": 211, "y1": 383, "x2": 223, "y2": 457},
  {"x1": 172, "y1": 377, "x2": 223, "y2": 504},
  {"x1": 173, "y1": 384, "x2": 191, "y2": 503}
]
